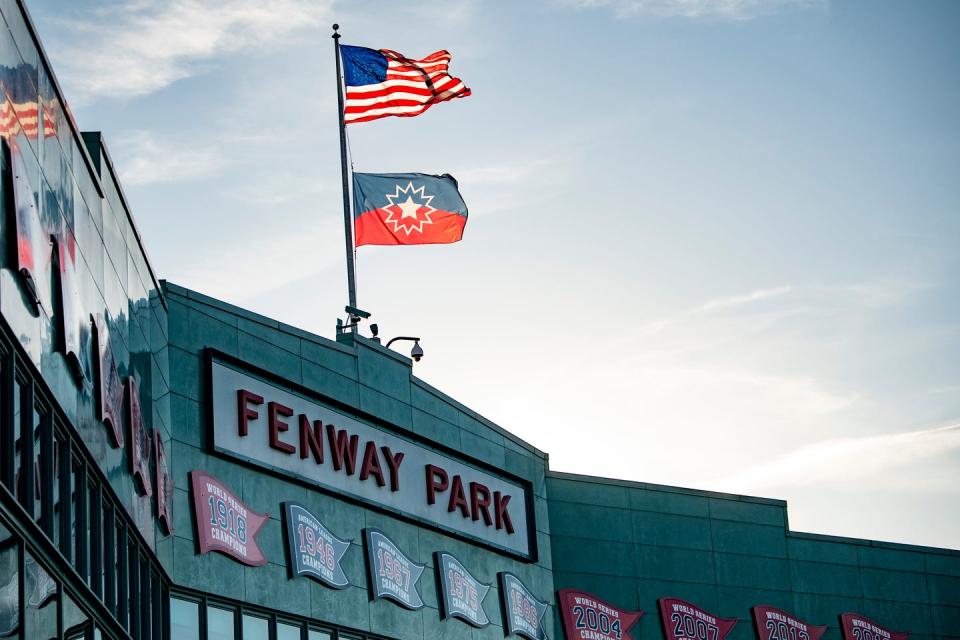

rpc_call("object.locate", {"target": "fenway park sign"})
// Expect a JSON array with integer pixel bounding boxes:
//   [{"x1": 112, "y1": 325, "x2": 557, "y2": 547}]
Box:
[{"x1": 207, "y1": 352, "x2": 534, "y2": 558}]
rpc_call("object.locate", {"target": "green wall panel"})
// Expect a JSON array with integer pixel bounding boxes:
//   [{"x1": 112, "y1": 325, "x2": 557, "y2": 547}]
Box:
[
  {"x1": 633, "y1": 511, "x2": 714, "y2": 551},
  {"x1": 707, "y1": 498, "x2": 785, "y2": 528},
  {"x1": 551, "y1": 502, "x2": 638, "y2": 543},
  {"x1": 714, "y1": 553, "x2": 790, "y2": 591},
  {"x1": 636, "y1": 545, "x2": 715, "y2": 585},
  {"x1": 791, "y1": 560, "x2": 863, "y2": 597},
  {"x1": 548, "y1": 473, "x2": 959, "y2": 640},
  {"x1": 631, "y1": 489, "x2": 710, "y2": 517},
  {"x1": 788, "y1": 536, "x2": 860, "y2": 566},
  {"x1": 711, "y1": 521, "x2": 787, "y2": 558}
]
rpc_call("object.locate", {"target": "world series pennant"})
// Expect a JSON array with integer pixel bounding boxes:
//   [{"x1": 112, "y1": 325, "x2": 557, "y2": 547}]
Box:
[{"x1": 659, "y1": 598, "x2": 737, "y2": 640}]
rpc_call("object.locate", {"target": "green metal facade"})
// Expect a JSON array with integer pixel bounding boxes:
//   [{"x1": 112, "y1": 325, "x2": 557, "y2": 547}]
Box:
[
  {"x1": 161, "y1": 283, "x2": 959, "y2": 640},
  {"x1": 547, "y1": 474, "x2": 960, "y2": 640},
  {"x1": 163, "y1": 282, "x2": 555, "y2": 639}
]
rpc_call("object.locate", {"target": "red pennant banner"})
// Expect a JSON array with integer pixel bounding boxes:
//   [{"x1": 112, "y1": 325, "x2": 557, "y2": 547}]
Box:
[
  {"x1": 154, "y1": 432, "x2": 174, "y2": 535},
  {"x1": 658, "y1": 598, "x2": 737, "y2": 640},
  {"x1": 95, "y1": 316, "x2": 124, "y2": 449},
  {"x1": 126, "y1": 377, "x2": 153, "y2": 497},
  {"x1": 559, "y1": 589, "x2": 643, "y2": 640},
  {"x1": 840, "y1": 613, "x2": 909, "y2": 640},
  {"x1": 753, "y1": 606, "x2": 827, "y2": 640},
  {"x1": 191, "y1": 471, "x2": 269, "y2": 566}
]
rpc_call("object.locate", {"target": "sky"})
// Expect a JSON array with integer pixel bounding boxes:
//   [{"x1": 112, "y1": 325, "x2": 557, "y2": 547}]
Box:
[{"x1": 24, "y1": 0, "x2": 959, "y2": 549}]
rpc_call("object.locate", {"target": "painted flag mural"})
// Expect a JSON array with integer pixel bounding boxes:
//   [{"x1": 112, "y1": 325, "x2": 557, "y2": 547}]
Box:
[
  {"x1": 353, "y1": 172, "x2": 468, "y2": 246},
  {"x1": 341, "y1": 45, "x2": 470, "y2": 124}
]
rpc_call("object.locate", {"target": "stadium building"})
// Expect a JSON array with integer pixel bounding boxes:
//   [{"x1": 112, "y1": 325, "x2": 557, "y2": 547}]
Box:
[{"x1": 0, "y1": 1, "x2": 957, "y2": 639}]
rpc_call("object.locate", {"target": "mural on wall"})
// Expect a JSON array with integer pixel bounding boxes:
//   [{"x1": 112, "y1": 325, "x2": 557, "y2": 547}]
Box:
[
  {"x1": 435, "y1": 552, "x2": 490, "y2": 628},
  {"x1": 840, "y1": 613, "x2": 909, "y2": 640},
  {"x1": 282, "y1": 502, "x2": 350, "y2": 589},
  {"x1": 126, "y1": 377, "x2": 152, "y2": 497},
  {"x1": 94, "y1": 315, "x2": 124, "y2": 449},
  {"x1": 499, "y1": 573, "x2": 549, "y2": 640},
  {"x1": 658, "y1": 598, "x2": 738, "y2": 640},
  {"x1": 364, "y1": 528, "x2": 424, "y2": 610},
  {"x1": 752, "y1": 606, "x2": 826, "y2": 640},
  {"x1": 190, "y1": 471, "x2": 268, "y2": 566},
  {"x1": 559, "y1": 589, "x2": 642, "y2": 640}
]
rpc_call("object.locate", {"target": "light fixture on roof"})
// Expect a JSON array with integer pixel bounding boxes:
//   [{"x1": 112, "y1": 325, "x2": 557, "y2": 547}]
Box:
[{"x1": 386, "y1": 336, "x2": 423, "y2": 362}]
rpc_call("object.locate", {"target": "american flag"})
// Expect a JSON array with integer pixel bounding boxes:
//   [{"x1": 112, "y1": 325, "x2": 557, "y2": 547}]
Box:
[
  {"x1": 341, "y1": 45, "x2": 471, "y2": 125},
  {"x1": 0, "y1": 98, "x2": 56, "y2": 140},
  {"x1": 0, "y1": 64, "x2": 57, "y2": 140}
]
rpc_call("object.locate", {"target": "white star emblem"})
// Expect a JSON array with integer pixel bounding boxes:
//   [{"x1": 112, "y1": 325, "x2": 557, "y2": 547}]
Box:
[{"x1": 382, "y1": 182, "x2": 436, "y2": 235}]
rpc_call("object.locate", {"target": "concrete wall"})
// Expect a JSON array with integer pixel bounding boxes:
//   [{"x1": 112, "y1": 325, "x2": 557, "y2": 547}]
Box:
[
  {"x1": 547, "y1": 472, "x2": 960, "y2": 640},
  {"x1": 163, "y1": 281, "x2": 555, "y2": 639}
]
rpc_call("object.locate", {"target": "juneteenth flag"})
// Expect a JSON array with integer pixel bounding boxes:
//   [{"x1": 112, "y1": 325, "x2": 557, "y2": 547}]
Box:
[
  {"x1": 353, "y1": 173, "x2": 467, "y2": 247},
  {"x1": 340, "y1": 45, "x2": 471, "y2": 124}
]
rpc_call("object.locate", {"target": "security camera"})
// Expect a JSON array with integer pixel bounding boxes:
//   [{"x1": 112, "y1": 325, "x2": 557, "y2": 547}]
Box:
[
  {"x1": 344, "y1": 305, "x2": 371, "y2": 320},
  {"x1": 410, "y1": 341, "x2": 424, "y2": 362}
]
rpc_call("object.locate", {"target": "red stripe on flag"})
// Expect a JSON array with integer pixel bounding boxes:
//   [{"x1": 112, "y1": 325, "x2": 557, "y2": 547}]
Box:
[
  {"x1": 345, "y1": 78, "x2": 465, "y2": 107},
  {"x1": 354, "y1": 209, "x2": 466, "y2": 246}
]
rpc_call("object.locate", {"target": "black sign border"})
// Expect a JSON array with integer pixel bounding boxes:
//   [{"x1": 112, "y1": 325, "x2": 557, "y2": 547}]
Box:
[
  {"x1": 282, "y1": 501, "x2": 351, "y2": 590},
  {"x1": 363, "y1": 527, "x2": 425, "y2": 611},
  {"x1": 204, "y1": 348, "x2": 538, "y2": 562},
  {"x1": 499, "y1": 572, "x2": 549, "y2": 640},
  {"x1": 435, "y1": 551, "x2": 491, "y2": 629}
]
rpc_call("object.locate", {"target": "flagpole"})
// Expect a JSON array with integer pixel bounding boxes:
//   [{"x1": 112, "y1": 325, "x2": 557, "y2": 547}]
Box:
[{"x1": 332, "y1": 24, "x2": 358, "y2": 311}]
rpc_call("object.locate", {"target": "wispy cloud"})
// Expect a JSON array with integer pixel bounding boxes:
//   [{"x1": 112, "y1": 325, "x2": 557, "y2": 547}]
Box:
[
  {"x1": 696, "y1": 285, "x2": 793, "y2": 313},
  {"x1": 169, "y1": 217, "x2": 343, "y2": 304},
  {"x1": 228, "y1": 174, "x2": 335, "y2": 207},
  {"x1": 112, "y1": 130, "x2": 226, "y2": 185},
  {"x1": 454, "y1": 155, "x2": 571, "y2": 187},
  {"x1": 560, "y1": 0, "x2": 824, "y2": 20},
  {"x1": 711, "y1": 423, "x2": 960, "y2": 493},
  {"x1": 48, "y1": 0, "x2": 331, "y2": 100},
  {"x1": 823, "y1": 279, "x2": 933, "y2": 307}
]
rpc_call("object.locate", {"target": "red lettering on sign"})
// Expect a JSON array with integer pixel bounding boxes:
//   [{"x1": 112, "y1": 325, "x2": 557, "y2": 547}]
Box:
[
  {"x1": 381, "y1": 446, "x2": 404, "y2": 492},
  {"x1": 327, "y1": 424, "x2": 359, "y2": 475},
  {"x1": 299, "y1": 415, "x2": 324, "y2": 463},
  {"x1": 426, "y1": 464, "x2": 448, "y2": 504},
  {"x1": 237, "y1": 389, "x2": 263, "y2": 437},
  {"x1": 268, "y1": 402, "x2": 296, "y2": 454},
  {"x1": 495, "y1": 492, "x2": 514, "y2": 533},
  {"x1": 360, "y1": 441, "x2": 386, "y2": 487},
  {"x1": 448, "y1": 475, "x2": 470, "y2": 518},
  {"x1": 470, "y1": 482, "x2": 492, "y2": 525}
]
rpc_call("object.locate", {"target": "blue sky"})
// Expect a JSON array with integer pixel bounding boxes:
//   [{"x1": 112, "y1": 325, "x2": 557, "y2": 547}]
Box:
[{"x1": 26, "y1": 0, "x2": 959, "y2": 549}]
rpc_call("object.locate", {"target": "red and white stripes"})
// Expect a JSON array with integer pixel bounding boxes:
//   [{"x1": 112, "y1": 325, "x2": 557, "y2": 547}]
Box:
[
  {"x1": 0, "y1": 97, "x2": 57, "y2": 140},
  {"x1": 344, "y1": 49, "x2": 471, "y2": 125}
]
